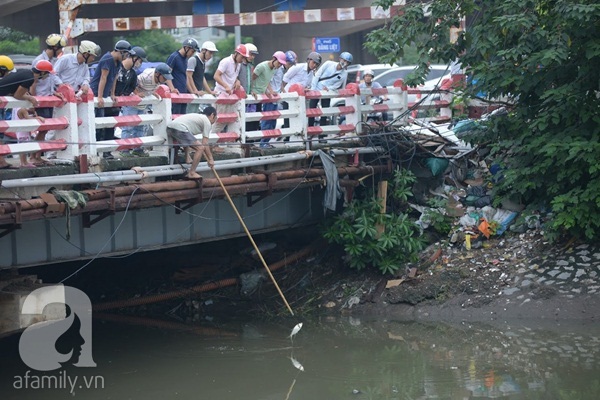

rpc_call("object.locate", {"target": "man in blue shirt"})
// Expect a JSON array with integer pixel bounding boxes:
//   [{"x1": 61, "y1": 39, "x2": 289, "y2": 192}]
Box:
[
  {"x1": 309, "y1": 51, "x2": 353, "y2": 127},
  {"x1": 167, "y1": 38, "x2": 200, "y2": 115},
  {"x1": 90, "y1": 40, "x2": 134, "y2": 159}
]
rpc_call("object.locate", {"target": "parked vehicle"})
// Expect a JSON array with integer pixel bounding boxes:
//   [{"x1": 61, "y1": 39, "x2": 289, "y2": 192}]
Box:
[
  {"x1": 7, "y1": 54, "x2": 36, "y2": 71},
  {"x1": 346, "y1": 63, "x2": 397, "y2": 84},
  {"x1": 373, "y1": 64, "x2": 450, "y2": 89}
]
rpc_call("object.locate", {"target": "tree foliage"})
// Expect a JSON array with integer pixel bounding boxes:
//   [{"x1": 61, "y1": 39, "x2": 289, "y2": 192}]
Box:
[
  {"x1": 366, "y1": 0, "x2": 600, "y2": 241},
  {"x1": 0, "y1": 27, "x2": 40, "y2": 55},
  {"x1": 121, "y1": 30, "x2": 181, "y2": 63}
]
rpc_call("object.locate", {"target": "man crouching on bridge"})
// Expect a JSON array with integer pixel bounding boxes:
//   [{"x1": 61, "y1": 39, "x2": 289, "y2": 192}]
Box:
[{"x1": 167, "y1": 106, "x2": 216, "y2": 179}]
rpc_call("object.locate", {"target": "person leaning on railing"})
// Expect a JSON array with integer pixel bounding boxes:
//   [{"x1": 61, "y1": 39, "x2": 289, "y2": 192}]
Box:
[
  {"x1": 120, "y1": 62, "x2": 174, "y2": 158},
  {"x1": 90, "y1": 40, "x2": 134, "y2": 159},
  {"x1": 115, "y1": 46, "x2": 148, "y2": 158},
  {"x1": 54, "y1": 40, "x2": 100, "y2": 99},
  {"x1": 281, "y1": 51, "x2": 322, "y2": 132},
  {"x1": 308, "y1": 51, "x2": 353, "y2": 128},
  {"x1": 186, "y1": 40, "x2": 218, "y2": 114},
  {"x1": 211, "y1": 44, "x2": 248, "y2": 146},
  {"x1": 0, "y1": 55, "x2": 15, "y2": 169},
  {"x1": 31, "y1": 33, "x2": 67, "y2": 160},
  {"x1": 167, "y1": 38, "x2": 200, "y2": 116},
  {"x1": 0, "y1": 59, "x2": 64, "y2": 169},
  {"x1": 253, "y1": 51, "x2": 287, "y2": 148},
  {"x1": 260, "y1": 50, "x2": 297, "y2": 139}
]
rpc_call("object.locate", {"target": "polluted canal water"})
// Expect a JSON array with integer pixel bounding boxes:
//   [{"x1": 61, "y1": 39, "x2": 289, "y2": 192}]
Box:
[
  {"x1": 2, "y1": 228, "x2": 600, "y2": 399},
  {"x1": 1, "y1": 316, "x2": 600, "y2": 399}
]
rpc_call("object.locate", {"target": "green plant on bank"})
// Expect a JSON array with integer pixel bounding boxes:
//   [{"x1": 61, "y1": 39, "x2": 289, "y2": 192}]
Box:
[
  {"x1": 365, "y1": 0, "x2": 600, "y2": 242},
  {"x1": 390, "y1": 166, "x2": 416, "y2": 205},
  {"x1": 323, "y1": 168, "x2": 425, "y2": 275},
  {"x1": 424, "y1": 209, "x2": 453, "y2": 236},
  {"x1": 422, "y1": 197, "x2": 453, "y2": 236}
]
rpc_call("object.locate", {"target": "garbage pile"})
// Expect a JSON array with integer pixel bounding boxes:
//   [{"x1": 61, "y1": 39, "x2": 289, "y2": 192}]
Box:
[{"x1": 396, "y1": 112, "x2": 546, "y2": 249}]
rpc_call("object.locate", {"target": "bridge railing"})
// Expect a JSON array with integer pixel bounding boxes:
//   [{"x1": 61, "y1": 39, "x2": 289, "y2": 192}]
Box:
[
  {"x1": 0, "y1": 85, "x2": 78, "y2": 159},
  {"x1": 0, "y1": 81, "x2": 455, "y2": 162}
]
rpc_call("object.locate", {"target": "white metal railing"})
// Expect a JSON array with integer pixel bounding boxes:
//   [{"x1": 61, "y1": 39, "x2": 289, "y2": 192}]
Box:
[{"x1": 0, "y1": 80, "x2": 456, "y2": 162}]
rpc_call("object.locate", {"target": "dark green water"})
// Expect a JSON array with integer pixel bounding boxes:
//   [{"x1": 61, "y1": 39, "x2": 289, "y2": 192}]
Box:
[{"x1": 1, "y1": 315, "x2": 599, "y2": 399}]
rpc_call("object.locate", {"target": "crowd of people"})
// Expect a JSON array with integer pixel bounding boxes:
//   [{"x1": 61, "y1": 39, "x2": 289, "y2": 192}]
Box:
[{"x1": 0, "y1": 33, "x2": 354, "y2": 175}]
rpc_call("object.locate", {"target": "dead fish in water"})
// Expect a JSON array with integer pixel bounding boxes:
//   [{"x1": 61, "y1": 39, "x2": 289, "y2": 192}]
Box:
[
  {"x1": 240, "y1": 242, "x2": 277, "y2": 257},
  {"x1": 288, "y1": 322, "x2": 303, "y2": 340},
  {"x1": 290, "y1": 356, "x2": 305, "y2": 372}
]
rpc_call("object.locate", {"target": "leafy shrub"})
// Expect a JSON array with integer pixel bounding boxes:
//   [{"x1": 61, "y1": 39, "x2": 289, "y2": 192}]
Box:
[{"x1": 323, "y1": 169, "x2": 425, "y2": 275}]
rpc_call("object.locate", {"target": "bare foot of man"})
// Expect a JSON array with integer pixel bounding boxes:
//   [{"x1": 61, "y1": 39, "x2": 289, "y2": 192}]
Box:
[{"x1": 186, "y1": 172, "x2": 202, "y2": 179}]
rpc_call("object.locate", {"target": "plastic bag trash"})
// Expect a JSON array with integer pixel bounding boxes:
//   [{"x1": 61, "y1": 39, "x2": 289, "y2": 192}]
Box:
[
  {"x1": 425, "y1": 157, "x2": 450, "y2": 176},
  {"x1": 478, "y1": 219, "x2": 491, "y2": 239},
  {"x1": 240, "y1": 242, "x2": 277, "y2": 257},
  {"x1": 239, "y1": 271, "x2": 265, "y2": 296},
  {"x1": 481, "y1": 206, "x2": 496, "y2": 223},
  {"x1": 459, "y1": 213, "x2": 478, "y2": 228},
  {"x1": 493, "y1": 209, "x2": 519, "y2": 236}
]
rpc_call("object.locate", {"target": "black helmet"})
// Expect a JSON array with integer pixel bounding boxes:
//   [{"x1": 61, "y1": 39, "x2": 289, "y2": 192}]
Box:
[
  {"x1": 155, "y1": 63, "x2": 173, "y2": 80},
  {"x1": 182, "y1": 38, "x2": 200, "y2": 51},
  {"x1": 307, "y1": 51, "x2": 322, "y2": 65},
  {"x1": 131, "y1": 46, "x2": 147, "y2": 62},
  {"x1": 114, "y1": 40, "x2": 132, "y2": 52}
]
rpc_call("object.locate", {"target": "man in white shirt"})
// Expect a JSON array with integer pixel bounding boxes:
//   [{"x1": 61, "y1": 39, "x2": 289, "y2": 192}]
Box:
[
  {"x1": 281, "y1": 51, "x2": 322, "y2": 131},
  {"x1": 309, "y1": 51, "x2": 353, "y2": 127},
  {"x1": 54, "y1": 40, "x2": 100, "y2": 97},
  {"x1": 211, "y1": 44, "x2": 248, "y2": 139}
]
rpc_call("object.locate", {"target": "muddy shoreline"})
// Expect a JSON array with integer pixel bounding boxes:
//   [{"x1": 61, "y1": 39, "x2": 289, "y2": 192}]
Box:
[{"x1": 32, "y1": 226, "x2": 599, "y2": 325}]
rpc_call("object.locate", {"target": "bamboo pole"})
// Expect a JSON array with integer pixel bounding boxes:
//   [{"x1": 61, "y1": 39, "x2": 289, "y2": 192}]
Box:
[{"x1": 211, "y1": 167, "x2": 295, "y2": 316}]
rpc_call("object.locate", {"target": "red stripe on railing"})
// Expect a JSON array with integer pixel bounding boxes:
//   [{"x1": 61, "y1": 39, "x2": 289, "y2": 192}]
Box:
[
  {"x1": 260, "y1": 129, "x2": 282, "y2": 138},
  {"x1": 216, "y1": 113, "x2": 238, "y2": 123},
  {"x1": 112, "y1": 95, "x2": 143, "y2": 107},
  {"x1": 35, "y1": 95, "x2": 66, "y2": 108},
  {"x1": 338, "y1": 106, "x2": 355, "y2": 114},
  {"x1": 39, "y1": 139, "x2": 68, "y2": 151},
  {"x1": 307, "y1": 126, "x2": 324, "y2": 136},
  {"x1": 306, "y1": 108, "x2": 323, "y2": 117},
  {"x1": 112, "y1": 115, "x2": 144, "y2": 127},
  {"x1": 215, "y1": 132, "x2": 239, "y2": 143},
  {"x1": 372, "y1": 104, "x2": 390, "y2": 112},
  {"x1": 115, "y1": 138, "x2": 144, "y2": 151},
  {"x1": 259, "y1": 111, "x2": 282, "y2": 121}
]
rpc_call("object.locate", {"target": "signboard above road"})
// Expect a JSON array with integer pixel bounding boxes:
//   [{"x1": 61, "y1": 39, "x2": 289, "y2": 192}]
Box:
[{"x1": 313, "y1": 37, "x2": 340, "y2": 53}]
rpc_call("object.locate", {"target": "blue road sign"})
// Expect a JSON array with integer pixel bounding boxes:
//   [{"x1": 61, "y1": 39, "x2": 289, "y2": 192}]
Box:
[{"x1": 314, "y1": 37, "x2": 340, "y2": 53}]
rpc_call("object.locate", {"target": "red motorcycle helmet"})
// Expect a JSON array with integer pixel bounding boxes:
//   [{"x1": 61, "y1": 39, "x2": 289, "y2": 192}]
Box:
[{"x1": 33, "y1": 60, "x2": 54, "y2": 73}]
